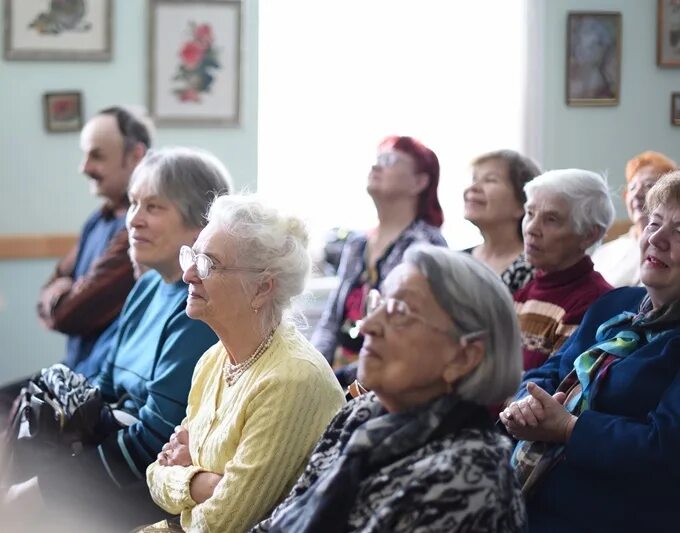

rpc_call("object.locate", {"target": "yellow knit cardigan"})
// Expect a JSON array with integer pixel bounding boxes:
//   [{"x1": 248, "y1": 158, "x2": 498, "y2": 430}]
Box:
[{"x1": 146, "y1": 324, "x2": 345, "y2": 532}]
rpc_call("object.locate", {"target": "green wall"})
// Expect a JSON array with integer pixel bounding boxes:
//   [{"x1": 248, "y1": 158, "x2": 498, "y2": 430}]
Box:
[
  {"x1": 0, "y1": 1, "x2": 258, "y2": 383},
  {"x1": 541, "y1": 0, "x2": 680, "y2": 216}
]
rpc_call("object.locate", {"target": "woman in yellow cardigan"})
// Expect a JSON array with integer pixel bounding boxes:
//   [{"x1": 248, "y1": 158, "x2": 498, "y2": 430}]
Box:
[{"x1": 143, "y1": 194, "x2": 345, "y2": 532}]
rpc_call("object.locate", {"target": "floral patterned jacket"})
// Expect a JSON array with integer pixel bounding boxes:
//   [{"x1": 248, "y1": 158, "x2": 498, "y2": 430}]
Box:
[{"x1": 311, "y1": 219, "x2": 447, "y2": 364}]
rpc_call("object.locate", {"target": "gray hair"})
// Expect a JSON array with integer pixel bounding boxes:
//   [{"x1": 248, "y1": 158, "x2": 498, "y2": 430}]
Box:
[
  {"x1": 129, "y1": 147, "x2": 233, "y2": 228},
  {"x1": 524, "y1": 168, "x2": 615, "y2": 240},
  {"x1": 403, "y1": 244, "x2": 522, "y2": 405},
  {"x1": 207, "y1": 194, "x2": 311, "y2": 329}
]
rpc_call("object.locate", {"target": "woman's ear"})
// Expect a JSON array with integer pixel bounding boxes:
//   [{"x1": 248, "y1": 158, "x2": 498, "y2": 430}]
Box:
[
  {"x1": 443, "y1": 339, "x2": 485, "y2": 387},
  {"x1": 250, "y1": 276, "x2": 275, "y2": 312},
  {"x1": 581, "y1": 226, "x2": 604, "y2": 251},
  {"x1": 412, "y1": 173, "x2": 429, "y2": 196}
]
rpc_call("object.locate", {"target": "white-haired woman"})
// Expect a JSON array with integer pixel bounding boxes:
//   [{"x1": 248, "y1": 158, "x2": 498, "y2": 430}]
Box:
[
  {"x1": 515, "y1": 169, "x2": 614, "y2": 370},
  {"x1": 252, "y1": 245, "x2": 526, "y2": 533},
  {"x1": 2, "y1": 147, "x2": 231, "y2": 529},
  {"x1": 143, "y1": 195, "x2": 345, "y2": 532}
]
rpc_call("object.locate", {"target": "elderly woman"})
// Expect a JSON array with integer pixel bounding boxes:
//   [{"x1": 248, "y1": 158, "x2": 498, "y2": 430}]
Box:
[
  {"x1": 464, "y1": 149, "x2": 541, "y2": 293},
  {"x1": 2, "y1": 147, "x2": 230, "y2": 529},
  {"x1": 143, "y1": 195, "x2": 345, "y2": 532},
  {"x1": 500, "y1": 171, "x2": 680, "y2": 532},
  {"x1": 515, "y1": 169, "x2": 614, "y2": 370},
  {"x1": 592, "y1": 150, "x2": 677, "y2": 287},
  {"x1": 312, "y1": 136, "x2": 447, "y2": 387},
  {"x1": 252, "y1": 244, "x2": 526, "y2": 533}
]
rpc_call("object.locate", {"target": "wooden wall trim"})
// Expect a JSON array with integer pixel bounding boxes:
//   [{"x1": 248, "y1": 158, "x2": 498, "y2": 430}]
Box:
[{"x1": 0, "y1": 234, "x2": 78, "y2": 260}]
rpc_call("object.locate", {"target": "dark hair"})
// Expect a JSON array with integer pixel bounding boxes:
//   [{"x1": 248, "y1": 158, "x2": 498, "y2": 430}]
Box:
[
  {"x1": 98, "y1": 106, "x2": 152, "y2": 154},
  {"x1": 472, "y1": 149, "x2": 541, "y2": 239},
  {"x1": 379, "y1": 135, "x2": 444, "y2": 227}
]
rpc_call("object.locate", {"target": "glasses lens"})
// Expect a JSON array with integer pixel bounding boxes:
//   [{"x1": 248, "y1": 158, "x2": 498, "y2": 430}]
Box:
[
  {"x1": 179, "y1": 246, "x2": 193, "y2": 272},
  {"x1": 195, "y1": 254, "x2": 211, "y2": 279},
  {"x1": 366, "y1": 289, "x2": 381, "y2": 315}
]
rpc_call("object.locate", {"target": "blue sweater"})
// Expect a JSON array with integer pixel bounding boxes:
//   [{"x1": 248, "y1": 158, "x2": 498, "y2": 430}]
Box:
[
  {"x1": 40, "y1": 271, "x2": 218, "y2": 524},
  {"x1": 519, "y1": 287, "x2": 680, "y2": 533},
  {"x1": 65, "y1": 209, "x2": 127, "y2": 368}
]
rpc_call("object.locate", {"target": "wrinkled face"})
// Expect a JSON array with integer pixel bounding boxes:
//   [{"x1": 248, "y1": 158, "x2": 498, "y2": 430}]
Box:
[
  {"x1": 126, "y1": 180, "x2": 199, "y2": 281},
  {"x1": 183, "y1": 221, "x2": 254, "y2": 329},
  {"x1": 358, "y1": 263, "x2": 459, "y2": 412},
  {"x1": 367, "y1": 149, "x2": 426, "y2": 201},
  {"x1": 640, "y1": 203, "x2": 680, "y2": 308},
  {"x1": 79, "y1": 114, "x2": 138, "y2": 203},
  {"x1": 522, "y1": 190, "x2": 590, "y2": 272},
  {"x1": 626, "y1": 167, "x2": 662, "y2": 228},
  {"x1": 464, "y1": 159, "x2": 524, "y2": 228}
]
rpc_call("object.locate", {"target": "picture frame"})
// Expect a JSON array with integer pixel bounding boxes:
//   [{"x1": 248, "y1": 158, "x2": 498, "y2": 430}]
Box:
[
  {"x1": 149, "y1": 0, "x2": 242, "y2": 127},
  {"x1": 43, "y1": 91, "x2": 83, "y2": 132},
  {"x1": 671, "y1": 92, "x2": 680, "y2": 125},
  {"x1": 566, "y1": 12, "x2": 622, "y2": 107},
  {"x1": 657, "y1": 0, "x2": 680, "y2": 67},
  {"x1": 4, "y1": 0, "x2": 112, "y2": 61}
]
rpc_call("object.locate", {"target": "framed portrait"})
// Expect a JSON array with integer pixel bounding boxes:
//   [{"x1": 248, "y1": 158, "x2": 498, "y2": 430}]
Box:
[
  {"x1": 149, "y1": 0, "x2": 241, "y2": 127},
  {"x1": 43, "y1": 91, "x2": 83, "y2": 132},
  {"x1": 657, "y1": 0, "x2": 680, "y2": 66},
  {"x1": 566, "y1": 12, "x2": 622, "y2": 106},
  {"x1": 4, "y1": 0, "x2": 112, "y2": 61},
  {"x1": 671, "y1": 93, "x2": 680, "y2": 125}
]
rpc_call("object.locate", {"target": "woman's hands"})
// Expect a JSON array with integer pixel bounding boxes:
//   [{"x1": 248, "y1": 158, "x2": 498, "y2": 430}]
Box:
[
  {"x1": 500, "y1": 382, "x2": 577, "y2": 443},
  {"x1": 158, "y1": 425, "x2": 192, "y2": 467}
]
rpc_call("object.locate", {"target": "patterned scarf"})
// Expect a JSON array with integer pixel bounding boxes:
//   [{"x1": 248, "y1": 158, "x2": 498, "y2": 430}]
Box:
[
  {"x1": 267, "y1": 393, "x2": 492, "y2": 533},
  {"x1": 511, "y1": 294, "x2": 680, "y2": 497}
]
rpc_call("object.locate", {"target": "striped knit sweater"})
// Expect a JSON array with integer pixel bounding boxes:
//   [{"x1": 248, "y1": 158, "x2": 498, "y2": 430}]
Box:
[
  {"x1": 513, "y1": 256, "x2": 612, "y2": 371},
  {"x1": 146, "y1": 323, "x2": 345, "y2": 532}
]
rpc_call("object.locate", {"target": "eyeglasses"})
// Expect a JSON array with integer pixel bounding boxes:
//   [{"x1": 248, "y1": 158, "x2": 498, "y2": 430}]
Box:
[
  {"x1": 179, "y1": 245, "x2": 265, "y2": 280},
  {"x1": 364, "y1": 289, "x2": 486, "y2": 342},
  {"x1": 376, "y1": 152, "x2": 404, "y2": 168}
]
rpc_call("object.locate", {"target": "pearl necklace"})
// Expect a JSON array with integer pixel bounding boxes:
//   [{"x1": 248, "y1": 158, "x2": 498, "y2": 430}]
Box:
[{"x1": 223, "y1": 330, "x2": 275, "y2": 386}]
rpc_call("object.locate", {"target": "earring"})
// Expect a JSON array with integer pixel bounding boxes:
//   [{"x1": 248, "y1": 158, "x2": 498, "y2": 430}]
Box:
[{"x1": 252, "y1": 307, "x2": 259, "y2": 315}]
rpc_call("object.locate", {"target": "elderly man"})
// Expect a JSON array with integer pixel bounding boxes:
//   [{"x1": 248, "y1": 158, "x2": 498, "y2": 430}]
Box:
[
  {"x1": 514, "y1": 169, "x2": 615, "y2": 371},
  {"x1": 37, "y1": 106, "x2": 151, "y2": 373}
]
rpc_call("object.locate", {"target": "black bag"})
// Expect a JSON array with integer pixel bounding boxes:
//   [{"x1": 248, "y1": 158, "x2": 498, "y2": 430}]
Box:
[{"x1": 2, "y1": 367, "x2": 105, "y2": 484}]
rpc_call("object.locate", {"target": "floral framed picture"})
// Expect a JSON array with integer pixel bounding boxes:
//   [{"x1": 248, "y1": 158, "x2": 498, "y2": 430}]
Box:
[
  {"x1": 43, "y1": 91, "x2": 83, "y2": 132},
  {"x1": 4, "y1": 0, "x2": 112, "y2": 61},
  {"x1": 657, "y1": 0, "x2": 680, "y2": 66},
  {"x1": 149, "y1": 0, "x2": 241, "y2": 127},
  {"x1": 566, "y1": 12, "x2": 622, "y2": 106}
]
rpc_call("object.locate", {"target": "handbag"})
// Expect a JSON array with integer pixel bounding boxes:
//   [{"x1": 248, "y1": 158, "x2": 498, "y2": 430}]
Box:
[{"x1": 2, "y1": 364, "x2": 105, "y2": 484}]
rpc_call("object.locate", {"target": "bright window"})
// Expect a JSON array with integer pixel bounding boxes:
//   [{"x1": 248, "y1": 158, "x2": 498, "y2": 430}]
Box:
[{"x1": 258, "y1": 1, "x2": 528, "y2": 253}]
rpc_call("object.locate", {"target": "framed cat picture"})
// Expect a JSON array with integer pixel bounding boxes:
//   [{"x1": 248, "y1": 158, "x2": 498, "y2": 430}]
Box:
[{"x1": 4, "y1": 0, "x2": 112, "y2": 61}]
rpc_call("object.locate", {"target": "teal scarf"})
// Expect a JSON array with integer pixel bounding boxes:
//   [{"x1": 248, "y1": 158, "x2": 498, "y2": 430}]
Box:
[{"x1": 511, "y1": 294, "x2": 680, "y2": 496}]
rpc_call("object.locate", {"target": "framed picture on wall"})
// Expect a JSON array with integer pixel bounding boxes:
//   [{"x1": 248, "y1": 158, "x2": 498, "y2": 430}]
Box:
[
  {"x1": 4, "y1": 0, "x2": 112, "y2": 61},
  {"x1": 43, "y1": 91, "x2": 83, "y2": 132},
  {"x1": 658, "y1": 0, "x2": 680, "y2": 66},
  {"x1": 149, "y1": 0, "x2": 241, "y2": 127},
  {"x1": 566, "y1": 12, "x2": 622, "y2": 106},
  {"x1": 671, "y1": 92, "x2": 680, "y2": 125}
]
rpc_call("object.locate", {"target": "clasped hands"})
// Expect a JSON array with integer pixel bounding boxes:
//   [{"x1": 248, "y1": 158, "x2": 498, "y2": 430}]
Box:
[
  {"x1": 499, "y1": 382, "x2": 577, "y2": 444},
  {"x1": 157, "y1": 425, "x2": 222, "y2": 504},
  {"x1": 158, "y1": 425, "x2": 192, "y2": 467}
]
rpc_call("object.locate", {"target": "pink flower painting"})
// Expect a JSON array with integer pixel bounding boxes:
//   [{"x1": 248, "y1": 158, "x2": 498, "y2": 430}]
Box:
[{"x1": 173, "y1": 22, "x2": 221, "y2": 103}]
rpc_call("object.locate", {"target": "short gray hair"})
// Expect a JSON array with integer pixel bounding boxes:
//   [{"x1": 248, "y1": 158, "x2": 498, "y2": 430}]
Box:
[
  {"x1": 403, "y1": 244, "x2": 522, "y2": 405},
  {"x1": 524, "y1": 168, "x2": 615, "y2": 240},
  {"x1": 129, "y1": 147, "x2": 233, "y2": 228},
  {"x1": 207, "y1": 194, "x2": 311, "y2": 329}
]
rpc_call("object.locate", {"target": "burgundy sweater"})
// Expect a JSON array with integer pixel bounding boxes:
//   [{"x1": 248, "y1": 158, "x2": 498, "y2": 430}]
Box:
[{"x1": 513, "y1": 256, "x2": 613, "y2": 371}]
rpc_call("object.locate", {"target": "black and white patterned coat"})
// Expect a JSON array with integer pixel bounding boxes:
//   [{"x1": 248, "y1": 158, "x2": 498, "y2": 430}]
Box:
[{"x1": 253, "y1": 393, "x2": 526, "y2": 533}]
